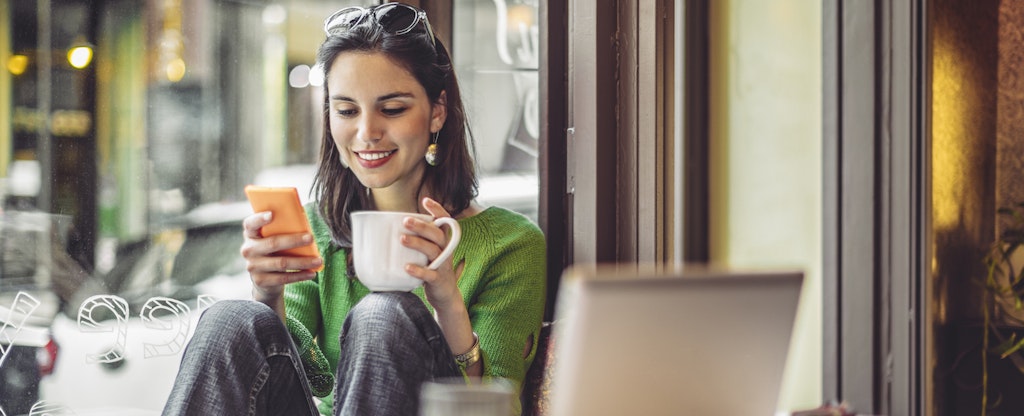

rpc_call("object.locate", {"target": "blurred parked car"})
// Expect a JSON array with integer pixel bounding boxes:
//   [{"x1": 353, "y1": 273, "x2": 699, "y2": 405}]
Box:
[
  {"x1": 37, "y1": 200, "x2": 253, "y2": 414},
  {"x1": 1, "y1": 211, "x2": 76, "y2": 416},
  {"x1": 0, "y1": 308, "x2": 59, "y2": 416},
  {"x1": 36, "y1": 166, "x2": 317, "y2": 414}
]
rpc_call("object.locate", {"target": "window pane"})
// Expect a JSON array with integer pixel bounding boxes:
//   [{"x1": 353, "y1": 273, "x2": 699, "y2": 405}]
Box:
[
  {"x1": 453, "y1": 0, "x2": 539, "y2": 224},
  {"x1": 2, "y1": 1, "x2": 543, "y2": 413}
]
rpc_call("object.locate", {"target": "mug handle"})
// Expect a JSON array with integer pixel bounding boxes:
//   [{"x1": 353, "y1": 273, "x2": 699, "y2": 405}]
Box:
[{"x1": 427, "y1": 217, "x2": 461, "y2": 270}]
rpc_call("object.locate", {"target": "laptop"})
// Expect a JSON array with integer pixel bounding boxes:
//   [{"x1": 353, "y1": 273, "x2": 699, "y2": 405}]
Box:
[{"x1": 547, "y1": 264, "x2": 803, "y2": 416}]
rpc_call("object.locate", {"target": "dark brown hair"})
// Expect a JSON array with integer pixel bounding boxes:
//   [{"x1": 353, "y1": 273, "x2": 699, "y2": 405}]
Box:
[{"x1": 312, "y1": 22, "x2": 477, "y2": 247}]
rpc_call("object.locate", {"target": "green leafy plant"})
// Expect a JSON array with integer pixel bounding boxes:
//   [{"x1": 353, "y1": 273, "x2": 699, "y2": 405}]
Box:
[{"x1": 980, "y1": 203, "x2": 1024, "y2": 416}]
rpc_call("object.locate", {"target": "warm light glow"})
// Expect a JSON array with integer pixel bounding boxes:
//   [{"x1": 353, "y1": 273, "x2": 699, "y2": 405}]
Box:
[
  {"x1": 931, "y1": 28, "x2": 973, "y2": 231},
  {"x1": 7, "y1": 54, "x2": 28, "y2": 75},
  {"x1": 930, "y1": 15, "x2": 984, "y2": 326},
  {"x1": 507, "y1": 4, "x2": 534, "y2": 29},
  {"x1": 166, "y1": 58, "x2": 186, "y2": 82},
  {"x1": 67, "y1": 46, "x2": 94, "y2": 69}
]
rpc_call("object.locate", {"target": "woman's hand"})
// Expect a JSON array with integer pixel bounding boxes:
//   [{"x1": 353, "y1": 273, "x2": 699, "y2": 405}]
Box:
[
  {"x1": 405, "y1": 198, "x2": 479, "y2": 376},
  {"x1": 402, "y1": 198, "x2": 464, "y2": 310},
  {"x1": 240, "y1": 211, "x2": 321, "y2": 306}
]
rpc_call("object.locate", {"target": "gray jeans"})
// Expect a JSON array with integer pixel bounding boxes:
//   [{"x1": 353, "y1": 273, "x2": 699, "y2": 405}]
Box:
[{"x1": 162, "y1": 292, "x2": 461, "y2": 416}]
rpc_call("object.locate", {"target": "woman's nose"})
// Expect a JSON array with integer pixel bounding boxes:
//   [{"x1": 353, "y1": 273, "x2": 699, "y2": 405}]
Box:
[{"x1": 356, "y1": 115, "x2": 382, "y2": 143}]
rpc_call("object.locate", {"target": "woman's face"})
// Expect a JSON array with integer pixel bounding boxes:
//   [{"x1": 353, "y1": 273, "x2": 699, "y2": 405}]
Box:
[{"x1": 326, "y1": 51, "x2": 445, "y2": 196}]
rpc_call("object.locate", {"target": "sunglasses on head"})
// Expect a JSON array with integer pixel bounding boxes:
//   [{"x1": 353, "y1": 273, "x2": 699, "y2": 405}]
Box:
[{"x1": 323, "y1": 3, "x2": 436, "y2": 44}]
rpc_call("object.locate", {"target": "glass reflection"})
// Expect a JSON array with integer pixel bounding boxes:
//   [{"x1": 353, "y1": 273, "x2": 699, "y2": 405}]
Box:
[
  {"x1": 1, "y1": 0, "x2": 541, "y2": 412},
  {"x1": 76, "y1": 295, "x2": 128, "y2": 364}
]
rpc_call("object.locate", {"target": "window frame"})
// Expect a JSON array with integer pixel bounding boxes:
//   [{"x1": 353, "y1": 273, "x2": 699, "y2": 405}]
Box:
[{"x1": 822, "y1": 1, "x2": 928, "y2": 414}]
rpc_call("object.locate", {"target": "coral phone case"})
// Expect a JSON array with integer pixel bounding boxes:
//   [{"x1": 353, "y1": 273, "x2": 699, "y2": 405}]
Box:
[{"x1": 244, "y1": 185, "x2": 324, "y2": 271}]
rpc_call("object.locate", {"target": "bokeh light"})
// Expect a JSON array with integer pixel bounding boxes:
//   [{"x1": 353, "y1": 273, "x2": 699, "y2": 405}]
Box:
[
  {"x1": 166, "y1": 58, "x2": 186, "y2": 82},
  {"x1": 309, "y1": 63, "x2": 325, "y2": 87},
  {"x1": 289, "y1": 64, "x2": 311, "y2": 88},
  {"x1": 263, "y1": 4, "x2": 286, "y2": 26},
  {"x1": 68, "y1": 46, "x2": 94, "y2": 69},
  {"x1": 7, "y1": 54, "x2": 29, "y2": 75}
]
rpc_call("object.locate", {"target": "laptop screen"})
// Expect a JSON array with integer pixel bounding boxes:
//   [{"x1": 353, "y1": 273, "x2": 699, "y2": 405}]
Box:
[{"x1": 548, "y1": 265, "x2": 803, "y2": 416}]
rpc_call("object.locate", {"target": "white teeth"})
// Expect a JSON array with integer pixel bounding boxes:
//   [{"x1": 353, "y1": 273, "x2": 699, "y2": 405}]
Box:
[{"x1": 357, "y1": 151, "x2": 394, "y2": 161}]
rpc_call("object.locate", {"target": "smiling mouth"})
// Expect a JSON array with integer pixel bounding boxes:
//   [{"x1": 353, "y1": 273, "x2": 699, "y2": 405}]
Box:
[{"x1": 357, "y1": 150, "x2": 395, "y2": 161}]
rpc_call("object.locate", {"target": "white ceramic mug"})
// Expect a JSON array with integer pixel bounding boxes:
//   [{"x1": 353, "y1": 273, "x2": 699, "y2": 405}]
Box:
[{"x1": 351, "y1": 211, "x2": 461, "y2": 291}]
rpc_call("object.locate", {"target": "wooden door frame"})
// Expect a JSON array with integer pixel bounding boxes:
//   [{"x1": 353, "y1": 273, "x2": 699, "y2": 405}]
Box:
[
  {"x1": 564, "y1": 0, "x2": 674, "y2": 267},
  {"x1": 822, "y1": 1, "x2": 928, "y2": 414},
  {"x1": 539, "y1": 0, "x2": 569, "y2": 320}
]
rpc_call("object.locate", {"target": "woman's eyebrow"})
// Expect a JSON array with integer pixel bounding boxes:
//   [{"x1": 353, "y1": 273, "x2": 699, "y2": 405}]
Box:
[
  {"x1": 328, "y1": 92, "x2": 415, "y2": 103},
  {"x1": 377, "y1": 92, "x2": 415, "y2": 101}
]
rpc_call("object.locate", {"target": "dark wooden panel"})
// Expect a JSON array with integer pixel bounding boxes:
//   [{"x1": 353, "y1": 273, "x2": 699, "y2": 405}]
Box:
[
  {"x1": 539, "y1": 0, "x2": 568, "y2": 320},
  {"x1": 682, "y1": 0, "x2": 709, "y2": 263},
  {"x1": 618, "y1": 0, "x2": 639, "y2": 262}
]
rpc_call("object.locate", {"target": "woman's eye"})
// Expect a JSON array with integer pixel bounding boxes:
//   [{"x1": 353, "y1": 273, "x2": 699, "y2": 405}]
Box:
[
  {"x1": 382, "y1": 107, "x2": 407, "y2": 116},
  {"x1": 335, "y1": 108, "x2": 357, "y2": 117}
]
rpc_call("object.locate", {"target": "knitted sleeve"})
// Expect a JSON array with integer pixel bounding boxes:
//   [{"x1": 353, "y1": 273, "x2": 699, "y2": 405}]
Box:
[
  {"x1": 469, "y1": 216, "x2": 547, "y2": 394},
  {"x1": 282, "y1": 203, "x2": 334, "y2": 397},
  {"x1": 284, "y1": 275, "x2": 334, "y2": 397}
]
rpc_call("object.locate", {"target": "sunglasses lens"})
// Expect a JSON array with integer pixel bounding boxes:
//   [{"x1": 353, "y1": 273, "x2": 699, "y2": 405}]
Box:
[
  {"x1": 374, "y1": 4, "x2": 419, "y2": 34},
  {"x1": 326, "y1": 8, "x2": 365, "y2": 33}
]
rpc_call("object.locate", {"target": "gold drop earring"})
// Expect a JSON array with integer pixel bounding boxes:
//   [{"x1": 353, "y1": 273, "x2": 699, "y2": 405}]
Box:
[{"x1": 425, "y1": 131, "x2": 440, "y2": 166}]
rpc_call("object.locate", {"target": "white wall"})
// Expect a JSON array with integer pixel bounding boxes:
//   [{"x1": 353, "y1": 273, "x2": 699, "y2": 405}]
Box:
[{"x1": 708, "y1": 0, "x2": 822, "y2": 412}]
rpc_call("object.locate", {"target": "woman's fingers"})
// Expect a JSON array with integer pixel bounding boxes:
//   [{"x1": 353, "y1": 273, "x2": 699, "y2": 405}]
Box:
[
  {"x1": 404, "y1": 263, "x2": 437, "y2": 282},
  {"x1": 245, "y1": 233, "x2": 316, "y2": 257},
  {"x1": 241, "y1": 210, "x2": 317, "y2": 258},
  {"x1": 245, "y1": 253, "x2": 322, "y2": 275},
  {"x1": 421, "y1": 197, "x2": 452, "y2": 219},
  {"x1": 249, "y1": 269, "x2": 315, "y2": 300},
  {"x1": 240, "y1": 211, "x2": 320, "y2": 294},
  {"x1": 403, "y1": 198, "x2": 456, "y2": 253},
  {"x1": 413, "y1": 257, "x2": 465, "y2": 310},
  {"x1": 245, "y1": 256, "x2": 319, "y2": 298},
  {"x1": 402, "y1": 218, "x2": 447, "y2": 255},
  {"x1": 250, "y1": 270, "x2": 317, "y2": 287},
  {"x1": 243, "y1": 211, "x2": 273, "y2": 239}
]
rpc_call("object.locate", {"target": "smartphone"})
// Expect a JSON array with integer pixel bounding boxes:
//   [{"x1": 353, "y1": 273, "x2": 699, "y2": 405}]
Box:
[{"x1": 244, "y1": 185, "x2": 324, "y2": 271}]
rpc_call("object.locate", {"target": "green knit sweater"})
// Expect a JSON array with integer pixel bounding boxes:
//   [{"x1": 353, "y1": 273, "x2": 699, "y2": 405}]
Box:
[{"x1": 284, "y1": 206, "x2": 547, "y2": 415}]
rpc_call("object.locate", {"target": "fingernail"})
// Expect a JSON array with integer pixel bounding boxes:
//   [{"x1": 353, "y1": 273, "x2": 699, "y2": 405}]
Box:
[
  {"x1": 303, "y1": 234, "x2": 313, "y2": 243},
  {"x1": 312, "y1": 258, "x2": 322, "y2": 266},
  {"x1": 262, "y1": 212, "x2": 272, "y2": 221}
]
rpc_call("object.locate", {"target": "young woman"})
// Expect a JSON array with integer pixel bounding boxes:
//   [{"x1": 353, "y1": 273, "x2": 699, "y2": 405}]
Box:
[{"x1": 162, "y1": 3, "x2": 546, "y2": 416}]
